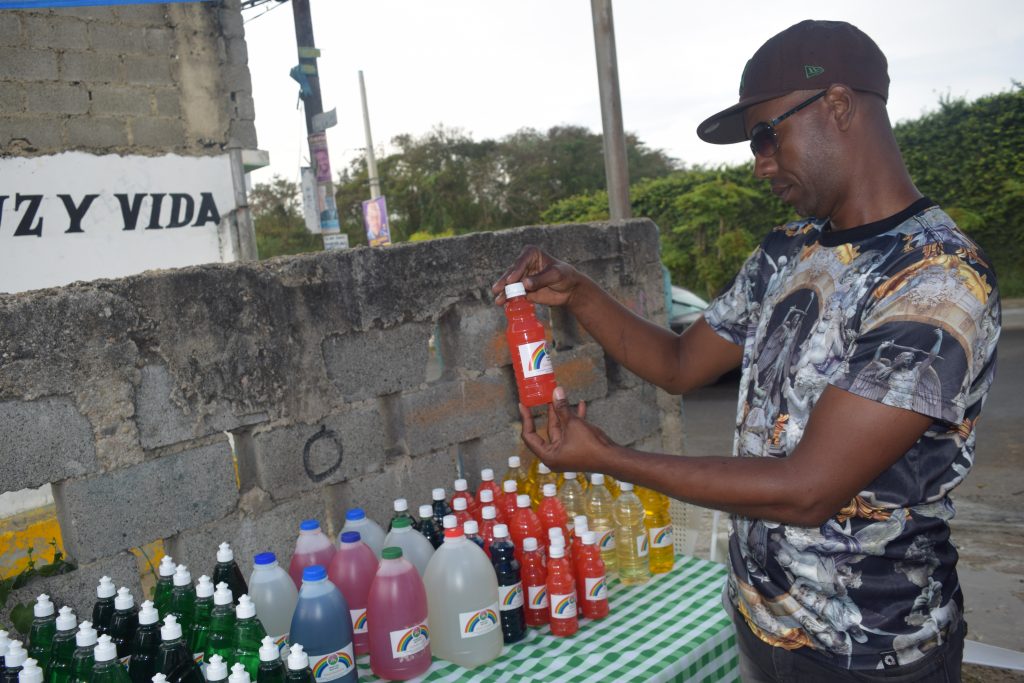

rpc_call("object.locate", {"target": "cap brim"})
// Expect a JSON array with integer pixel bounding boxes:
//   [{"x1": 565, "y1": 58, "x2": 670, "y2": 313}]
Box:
[{"x1": 696, "y1": 91, "x2": 789, "y2": 145}]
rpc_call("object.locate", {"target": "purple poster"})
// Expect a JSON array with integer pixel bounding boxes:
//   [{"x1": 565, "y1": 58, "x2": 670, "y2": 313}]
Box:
[{"x1": 362, "y1": 196, "x2": 391, "y2": 247}]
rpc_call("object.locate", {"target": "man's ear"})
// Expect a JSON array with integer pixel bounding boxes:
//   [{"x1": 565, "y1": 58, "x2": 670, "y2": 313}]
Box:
[{"x1": 825, "y1": 84, "x2": 856, "y2": 132}]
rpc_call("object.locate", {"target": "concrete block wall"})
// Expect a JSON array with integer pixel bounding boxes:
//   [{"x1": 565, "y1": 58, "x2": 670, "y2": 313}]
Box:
[
  {"x1": 0, "y1": 0, "x2": 255, "y2": 156},
  {"x1": 0, "y1": 220, "x2": 687, "y2": 620}
]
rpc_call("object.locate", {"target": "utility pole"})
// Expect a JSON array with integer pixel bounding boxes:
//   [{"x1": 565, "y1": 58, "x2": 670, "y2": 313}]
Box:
[
  {"x1": 359, "y1": 71, "x2": 381, "y2": 200},
  {"x1": 590, "y1": 0, "x2": 631, "y2": 220}
]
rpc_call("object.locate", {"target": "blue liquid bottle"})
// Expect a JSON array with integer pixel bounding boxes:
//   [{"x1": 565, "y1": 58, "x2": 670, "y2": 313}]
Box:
[{"x1": 288, "y1": 567, "x2": 355, "y2": 683}]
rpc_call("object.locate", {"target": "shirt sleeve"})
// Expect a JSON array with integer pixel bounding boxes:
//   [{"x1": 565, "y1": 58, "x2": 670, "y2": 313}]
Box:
[{"x1": 704, "y1": 246, "x2": 764, "y2": 347}]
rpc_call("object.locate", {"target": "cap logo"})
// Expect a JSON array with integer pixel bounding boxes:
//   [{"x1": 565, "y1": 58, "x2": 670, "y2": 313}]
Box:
[{"x1": 804, "y1": 65, "x2": 825, "y2": 79}]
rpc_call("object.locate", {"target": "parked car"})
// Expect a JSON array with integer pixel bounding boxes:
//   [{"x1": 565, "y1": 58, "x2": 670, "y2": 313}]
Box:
[{"x1": 668, "y1": 285, "x2": 709, "y2": 334}]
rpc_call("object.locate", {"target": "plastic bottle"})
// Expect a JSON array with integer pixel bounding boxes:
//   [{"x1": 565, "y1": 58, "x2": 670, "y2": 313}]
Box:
[
  {"x1": 636, "y1": 486, "x2": 675, "y2": 574},
  {"x1": 107, "y1": 588, "x2": 137, "y2": 665},
  {"x1": 213, "y1": 544, "x2": 248, "y2": 607},
  {"x1": 502, "y1": 456, "x2": 529, "y2": 491},
  {"x1": 545, "y1": 545, "x2": 578, "y2": 637},
  {"x1": 387, "y1": 499, "x2": 418, "y2": 532},
  {"x1": 532, "y1": 464, "x2": 558, "y2": 508},
  {"x1": 451, "y1": 479, "x2": 478, "y2": 518},
  {"x1": 204, "y1": 586, "x2": 235, "y2": 668},
  {"x1": 416, "y1": 505, "x2": 443, "y2": 550},
  {"x1": 326, "y1": 533, "x2": 377, "y2": 656},
  {"x1": 498, "y1": 480, "x2": 520, "y2": 523},
  {"x1": 557, "y1": 472, "x2": 587, "y2": 523},
  {"x1": 450, "y1": 498, "x2": 473, "y2": 531},
  {"x1": 91, "y1": 579, "x2": 116, "y2": 637},
  {"x1": 0, "y1": 629, "x2": 9, "y2": 670},
  {"x1": 422, "y1": 525, "x2": 502, "y2": 668},
  {"x1": 68, "y1": 623, "x2": 96, "y2": 683},
  {"x1": 287, "y1": 521, "x2": 335, "y2": 589},
  {"x1": 20, "y1": 659, "x2": 43, "y2": 683},
  {"x1": 255, "y1": 637, "x2": 284, "y2": 683},
  {"x1": 3, "y1": 641, "x2": 27, "y2": 683},
  {"x1": 153, "y1": 559, "x2": 176, "y2": 619},
  {"x1": 186, "y1": 578, "x2": 212, "y2": 666},
  {"x1": 537, "y1": 483, "x2": 569, "y2": 541},
  {"x1": 488, "y1": 525, "x2": 526, "y2": 644},
  {"x1": 283, "y1": 646, "x2": 313, "y2": 683},
  {"x1": 166, "y1": 566, "x2": 196, "y2": 643},
  {"x1": 509, "y1": 494, "x2": 546, "y2": 564},
  {"x1": 548, "y1": 527, "x2": 572, "y2": 566},
  {"x1": 475, "y1": 489, "x2": 504, "y2": 525},
  {"x1": 247, "y1": 554, "x2": 298, "y2": 655},
  {"x1": 463, "y1": 520, "x2": 484, "y2": 552},
  {"x1": 613, "y1": 482, "x2": 651, "y2": 585},
  {"x1": 477, "y1": 507, "x2": 499, "y2": 560},
  {"x1": 231, "y1": 597, "x2": 266, "y2": 680},
  {"x1": 91, "y1": 637, "x2": 129, "y2": 683},
  {"x1": 585, "y1": 474, "x2": 616, "y2": 571},
  {"x1": 383, "y1": 518, "x2": 434, "y2": 577},
  {"x1": 154, "y1": 616, "x2": 202, "y2": 683},
  {"x1": 27, "y1": 595, "x2": 56, "y2": 672},
  {"x1": 429, "y1": 489, "x2": 452, "y2": 529},
  {"x1": 474, "y1": 469, "x2": 501, "y2": 512},
  {"x1": 126, "y1": 602, "x2": 159, "y2": 683},
  {"x1": 577, "y1": 531, "x2": 610, "y2": 620},
  {"x1": 503, "y1": 281, "x2": 557, "y2": 407},
  {"x1": 227, "y1": 664, "x2": 249, "y2": 683},
  {"x1": 204, "y1": 655, "x2": 227, "y2": 683},
  {"x1": 288, "y1": 566, "x2": 356, "y2": 683},
  {"x1": 603, "y1": 474, "x2": 621, "y2": 498},
  {"x1": 47, "y1": 607, "x2": 77, "y2": 683},
  {"x1": 519, "y1": 538, "x2": 548, "y2": 628},
  {"x1": 571, "y1": 515, "x2": 589, "y2": 560},
  {"x1": 366, "y1": 548, "x2": 431, "y2": 680},
  {"x1": 339, "y1": 508, "x2": 385, "y2": 559}
]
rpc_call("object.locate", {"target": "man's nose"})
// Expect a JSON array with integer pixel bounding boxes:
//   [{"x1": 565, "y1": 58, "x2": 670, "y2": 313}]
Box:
[{"x1": 753, "y1": 152, "x2": 778, "y2": 179}]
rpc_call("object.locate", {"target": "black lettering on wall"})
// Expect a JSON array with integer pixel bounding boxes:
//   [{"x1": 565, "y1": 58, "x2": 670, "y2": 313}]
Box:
[
  {"x1": 145, "y1": 193, "x2": 165, "y2": 230},
  {"x1": 193, "y1": 192, "x2": 221, "y2": 227},
  {"x1": 167, "y1": 194, "x2": 194, "y2": 228},
  {"x1": 13, "y1": 194, "x2": 43, "y2": 237},
  {"x1": 59, "y1": 194, "x2": 99, "y2": 234},
  {"x1": 302, "y1": 425, "x2": 343, "y2": 482},
  {"x1": 116, "y1": 194, "x2": 145, "y2": 231}
]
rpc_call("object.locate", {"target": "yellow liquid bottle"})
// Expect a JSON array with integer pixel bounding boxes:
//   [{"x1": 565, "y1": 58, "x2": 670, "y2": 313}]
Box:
[
  {"x1": 532, "y1": 462, "x2": 558, "y2": 508},
  {"x1": 557, "y1": 472, "x2": 587, "y2": 524},
  {"x1": 584, "y1": 473, "x2": 616, "y2": 571},
  {"x1": 612, "y1": 482, "x2": 651, "y2": 585},
  {"x1": 503, "y1": 455, "x2": 530, "y2": 490},
  {"x1": 604, "y1": 474, "x2": 621, "y2": 498},
  {"x1": 636, "y1": 486, "x2": 674, "y2": 574}
]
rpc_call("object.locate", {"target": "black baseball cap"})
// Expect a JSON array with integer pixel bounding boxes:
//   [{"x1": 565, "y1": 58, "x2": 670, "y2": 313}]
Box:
[{"x1": 697, "y1": 20, "x2": 890, "y2": 145}]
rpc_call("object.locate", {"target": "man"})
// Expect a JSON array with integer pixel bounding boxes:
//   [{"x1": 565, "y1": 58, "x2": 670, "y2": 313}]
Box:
[{"x1": 492, "y1": 20, "x2": 1000, "y2": 682}]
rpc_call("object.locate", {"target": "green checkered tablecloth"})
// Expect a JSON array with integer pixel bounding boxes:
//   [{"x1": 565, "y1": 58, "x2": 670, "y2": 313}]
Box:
[{"x1": 357, "y1": 554, "x2": 739, "y2": 682}]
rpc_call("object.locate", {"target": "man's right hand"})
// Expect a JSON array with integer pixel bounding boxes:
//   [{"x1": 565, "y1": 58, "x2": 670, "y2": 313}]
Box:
[{"x1": 491, "y1": 245, "x2": 584, "y2": 308}]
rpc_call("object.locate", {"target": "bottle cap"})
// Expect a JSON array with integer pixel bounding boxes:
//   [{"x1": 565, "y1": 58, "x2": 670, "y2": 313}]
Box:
[
  {"x1": 453, "y1": 498, "x2": 467, "y2": 511},
  {"x1": 172, "y1": 564, "x2": 191, "y2": 587},
  {"x1": 138, "y1": 601, "x2": 159, "y2": 625},
  {"x1": 345, "y1": 508, "x2": 366, "y2": 521},
  {"x1": 516, "y1": 494, "x2": 531, "y2": 509},
  {"x1": 213, "y1": 583, "x2": 233, "y2": 606},
  {"x1": 538, "y1": 462, "x2": 551, "y2": 474},
  {"x1": 393, "y1": 498, "x2": 408, "y2": 512},
  {"x1": 259, "y1": 635, "x2": 279, "y2": 662},
  {"x1": 431, "y1": 488, "x2": 445, "y2": 501},
  {"x1": 33, "y1": 594, "x2": 54, "y2": 618},
  {"x1": 158, "y1": 556, "x2": 175, "y2": 577},
  {"x1": 114, "y1": 586, "x2": 135, "y2": 611},
  {"x1": 382, "y1": 547, "x2": 403, "y2": 560},
  {"x1": 299, "y1": 519, "x2": 320, "y2": 531},
  {"x1": 523, "y1": 537, "x2": 538, "y2": 552},
  {"x1": 454, "y1": 478, "x2": 468, "y2": 492},
  {"x1": 5, "y1": 641, "x2": 26, "y2": 668},
  {"x1": 160, "y1": 614, "x2": 182, "y2": 641},
  {"x1": 548, "y1": 527, "x2": 565, "y2": 543},
  {"x1": 463, "y1": 520, "x2": 479, "y2": 535},
  {"x1": 94, "y1": 634, "x2": 118, "y2": 662},
  {"x1": 582, "y1": 530, "x2": 597, "y2": 545},
  {"x1": 17, "y1": 658, "x2": 42, "y2": 683},
  {"x1": 591, "y1": 473, "x2": 605, "y2": 486},
  {"x1": 253, "y1": 552, "x2": 276, "y2": 566},
  {"x1": 481, "y1": 505, "x2": 497, "y2": 520},
  {"x1": 574, "y1": 515, "x2": 589, "y2": 533},
  {"x1": 418, "y1": 504, "x2": 433, "y2": 518},
  {"x1": 76, "y1": 621, "x2": 97, "y2": 647},
  {"x1": 504, "y1": 282, "x2": 526, "y2": 298},
  {"x1": 479, "y1": 489, "x2": 495, "y2": 504},
  {"x1": 481, "y1": 468, "x2": 494, "y2": 481},
  {"x1": 217, "y1": 542, "x2": 235, "y2": 563},
  {"x1": 301, "y1": 564, "x2": 328, "y2": 582},
  {"x1": 96, "y1": 576, "x2": 116, "y2": 599},
  {"x1": 206, "y1": 655, "x2": 228, "y2": 682},
  {"x1": 0, "y1": 630, "x2": 8, "y2": 656},
  {"x1": 620, "y1": 482, "x2": 634, "y2": 492},
  {"x1": 441, "y1": 514, "x2": 457, "y2": 530},
  {"x1": 56, "y1": 606, "x2": 77, "y2": 631},
  {"x1": 152, "y1": 674, "x2": 168, "y2": 683},
  {"x1": 443, "y1": 526, "x2": 463, "y2": 540},
  {"x1": 286, "y1": 644, "x2": 309, "y2": 671},
  {"x1": 341, "y1": 531, "x2": 362, "y2": 543},
  {"x1": 564, "y1": 471, "x2": 577, "y2": 479},
  {"x1": 549, "y1": 544, "x2": 565, "y2": 559},
  {"x1": 196, "y1": 576, "x2": 214, "y2": 599},
  {"x1": 503, "y1": 480, "x2": 517, "y2": 493},
  {"x1": 543, "y1": 483, "x2": 557, "y2": 497},
  {"x1": 492, "y1": 524, "x2": 509, "y2": 539},
  {"x1": 508, "y1": 455, "x2": 521, "y2": 468},
  {"x1": 391, "y1": 517, "x2": 411, "y2": 530},
  {"x1": 236, "y1": 594, "x2": 257, "y2": 618},
  {"x1": 228, "y1": 662, "x2": 251, "y2": 683}
]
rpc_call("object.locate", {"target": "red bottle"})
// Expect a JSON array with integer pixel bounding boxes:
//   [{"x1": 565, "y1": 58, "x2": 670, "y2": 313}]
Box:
[
  {"x1": 451, "y1": 479, "x2": 479, "y2": 519},
  {"x1": 499, "y1": 480, "x2": 520, "y2": 524},
  {"x1": 504, "y1": 282, "x2": 557, "y2": 407},
  {"x1": 510, "y1": 494, "x2": 546, "y2": 564},
  {"x1": 548, "y1": 527, "x2": 572, "y2": 567},
  {"x1": 545, "y1": 544, "x2": 578, "y2": 637},
  {"x1": 537, "y1": 484, "x2": 569, "y2": 540},
  {"x1": 476, "y1": 489, "x2": 505, "y2": 525},
  {"x1": 520, "y1": 537, "x2": 549, "y2": 627},
  {"x1": 479, "y1": 506, "x2": 499, "y2": 559},
  {"x1": 451, "y1": 497, "x2": 474, "y2": 531},
  {"x1": 576, "y1": 530, "x2": 609, "y2": 620},
  {"x1": 475, "y1": 469, "x2": 502, "y2": 511}
]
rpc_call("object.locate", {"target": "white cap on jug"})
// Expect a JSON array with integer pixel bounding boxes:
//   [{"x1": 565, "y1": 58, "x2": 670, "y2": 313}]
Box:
[
  {"x1": 33, "y1": 595, "x2": 54, "y2": 618},
  {"x1": 591, "y1": 473, "x2": 605, "y2": 486},
  {"x1": 137, "y1": 601, "x2": 159, "y2": 625},
  {"x1": 172, "y1": 564, "x2": 191, "y2": 587},
  {"x1": 574, "y1": 515, "x2": 589, "y2": 535},
  {"x1": 543, "y1": 483, "x2": 557, "y2": 497},
  {"x1": 6, "y1": 641, "x2": 27, "y2": 668},
  {"x1": 0, "y1": 629, "x2": 9, "y2": 656},
  {"x1": 418, "y1": 504, "x2": 433, "y2": 519},
  {"x1": 160, "y1": 614, "x2": 182, "y2": 641},
  {"x1": 158, "y1": 556, "x2": 175, "y2": 577},
  {"x1": 549, "y1": 544, "x2": 566, "y2": 559},
  {"x1": 442, "y1": 514, "x2": 457, "y2": 530},
  {"x1": 582, "y1": 531, "x2": 597, "y2": 545},
  {"x1": 114, "y1": 586, "x2": 134, "y2": 611},
  {"x1": 504, "y1": 282, "x2": 526, "y2": 298},
  {"x1": 196, "y1": 576, "x2": 214, "y2": 599},
  {"x1": 393, "y1": 498, "x2": 409, "y2": 512},
  {"x1": 287, "y1": 644, "x2": 309, "y2": 671},
  {"x1": 259, "y1": 636, "x2": 279, "y2": 662},
  {"x1": 481, "y1": 468, "x2": 494, "y2": 481},
  {"x1": 214, "y1": 583, "x2": 233, "y2": 606},
  {"x1": 236, "y1": 594, "x2": 256, "y2": 619},
  {"x1": 205, "y1": 655, "x2": 228, "y2": 682},
  {"x1": 480, "y1": 489, "x2": 495, "y2": 504},
  {"x1": 96, "y1": 576, "x2": 116, "y2": 599},
  {"x1": 493, "y1": 524, "x2": 510, "y2": 540},
  {"x1": 453, "y1": 497, "x2": 467, "y2": 512},
  {"x1": 508, "y1": 456, "x2": 521, "y2": 468},
  {"x1": 538, "y1": 462, "x2": 551, "y2": 474},
  {"x1": 76, "y1": 621, "x2": 97, "y2": 647},
  {"x1": 152, "y1": 674, "x2": 168, "y2": 683},
  {"x1": 463, "y1": 520, "x2": 479, "y2": 535},
  {"x1": 454, "y1": 478, "x2": 469, "y2": 492},
  {"x1": 228, "y1": 662, "x2": 251, "y2": 683},
  {"x1": 523, "y1": 537, "x2": 538, "y2": 552},
  {"x1": 516, "y1": 494, "x2": 531, "y2": 509},
  {"x1": 94, "y1": 634, "x2": 118, "y2": 662},
  {"x1": 56, "y1": 606, "x2": 76, "y2": 632},
  {"x1": 503, "y1": 480, "x2": 518, "y2": 493},
  {"x1": 482, "y1": 506, "x2": 497, "y2": 520},
  {"x1": 17, "y1": 658, "x2": 42, "y2": 683},
  {"x1": 432, "y1": 488, "x2": 446, "y2": 501},
  {"x1": 217, "y1": 542, "x2": 235, "y2": 563},
  {"x1": 620, "y1": 482, "x2": 634, "y2": 492}
]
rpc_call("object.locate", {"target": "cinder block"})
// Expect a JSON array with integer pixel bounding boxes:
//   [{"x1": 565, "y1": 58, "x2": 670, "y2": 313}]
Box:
[
  {"x1": 218, "y1": 7, "x2": 244, "y2": 38},
  {"x1": 153, "y1": 88, "x2": 181, "y2": 118},
  {"x1": 0, "y1": 82, "x2": 25, "y2": 115},
  {"x1": 0, "y1": 397, "x2": 98, "y2": 495},
  {"x1": 89, "y1": 86, "x2": 153, "y2": 117},
  {"x1": 53, "y1": 441, "x2": 239, "y2": 564},
  {"x1": 231, "y1": 91, "x2": 255, "y2": 121},
  {"x1": 0, "y1": 116, "x2": 63, "y2": 153},
  {"x1": 56, "y1": 7, "x2": 114, "y2": 21},
  {"x1": 144, "y1": 27, "x2": 174, "y2": 55},
  {"x1": 221, "y1": 64, "x2": 252, "y2": 93},
  {"x1": 65, "y1": 116, "x2": 128, "y2": 149},
  {"x1": 26, "y1": 83, "x2": 89, "y2": 116},
  {"x1": 130, "y1": 117, "x2": 186, "y2": 149},
  {"x1": 88, "y1": 22, "x2": 146, "y2": 54},
  {"x1": 443, "y1": 303, "x2": 507, "y2": 374},
  {"x1": 227, "y1": 119, "x2": 257, "y2": 149},
  {"x1": 457, "y1": 426, "x2": 522, "y2": 490},
  {"x1": 401, "y1": 376, "x2": 516, "y2": 456},
  {"x1": 552, "y1": 344, "x2": 608, "y2": 404},
  {"x1": 59, "y1": 51, "x2": 124, "y2": 85},
  {"x1": 322, "y1": 323, "x2": 432, "y2": 401},
  {"x1": 113, "y1": 3, "x2": 168, "y2": 25},
  {"x1": 225, "y1": 37, "x2": 247, "y2": 65},
  {"x1": 123, "y1": 55, "x2": 173, "y2": 85},
  {"x1": 584, "y1": 384, "x2": 661, "y2": 447},
  {"x1": 24, "y1": 14, "x2": 88, "y2": 51},
  {"x1": 0, "y1": 47, "x2": 57, "y2": 81},
  {"x1": 0, "y1": 13, "x2": 21, "y2": 47}
]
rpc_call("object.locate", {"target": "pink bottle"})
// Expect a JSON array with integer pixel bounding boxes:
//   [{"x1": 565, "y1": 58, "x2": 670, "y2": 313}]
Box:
[
  {"x1": 327, "y1": 531, "x2": 379, "y2": 656},
  {"x1": 287, "y1": 519, "x2": 336, "y2": 589},
  {"x1": 367, "y1": 547, "x2": 431, "y2": 680}
]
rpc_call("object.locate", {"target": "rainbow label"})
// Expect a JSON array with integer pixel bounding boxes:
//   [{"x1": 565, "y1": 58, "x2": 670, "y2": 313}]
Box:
[
  {"x1": 499, "y1": 583, "x2": 524, "y2": 611},
  {"x1": 350, "y1": 608, "x2": 368, "y2": 634},
  {"x1": 549, "y1": 592, "x2": 577, "y2": 619},
  {"x1": 310, "y1": 644, "x2": 355, "y2": 682},
  {"x1": 584, "y1": 576, "x2": 608, "y2": 601},
  {"x1": 192, "y1": 652, "x2": 204, "y2": 666},
  {"x1": 650, "y1": 524, "x2": 674, "y2": 549},
  {"x1": 636, "y1": 533, "x2": 650, "y2": 557},
  {"x1": 599, "y1": 529, "x2": 616, "y2": 551},
  {"x1": 527, "y1": 584, "x2": 549, "y2": 610},
  {"x1": 388, "y1": 623, "x2": 429, "y2": 658},
  {"x1": 518, "y1": 340, "x2": 554, "y2": 378},
  {"x1": 458, "y1": 603, "x2": 500, "y2": 639}
]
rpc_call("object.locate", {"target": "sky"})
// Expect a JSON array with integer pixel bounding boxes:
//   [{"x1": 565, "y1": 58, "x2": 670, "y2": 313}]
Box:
[{"x1": 242, "y1": 0, "x2": 1023, "y2": 189}]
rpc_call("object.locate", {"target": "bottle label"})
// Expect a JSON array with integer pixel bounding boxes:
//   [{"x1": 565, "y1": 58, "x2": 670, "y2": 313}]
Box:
[
  {"x1": 309, "y1": 644, "x2": 356, "y2": 682},
  {"x1": 273, "y1": 633, "x2": 289, "y2": 655},
  {"x1": 650, "y1": 524, "x2": 674, "y2": 549},
  {"x1": 350, "y1": 608, "x2": 368, "y2": 635},
  {"x1": 192, "y1": 652, "x2": 204, "y2": 666},
  {"x1": 584, "y1": 576, "x2": 608, "y2": 601},
  {"x1": 119, "y1": 655, "x2": 132, "y2": 669},
  {"x1": 527, "y1": 584, "x2": 548, "y2": 611},
  {"x1": 637, "y1": 533, "x2": 650, "y2": 557},
  {"x1": 517, "y1": 340, "x2": 554, "y2": 378},
  {"x1": 388, "y1": 623, "x2": 429, "y2": 659},
  {"x1": 498, "y1": 582, "x2": 524, "y2": 611},
  {"x1": 549, "y1": 592, "x2": 577, "y2": 619},
  {"x1": 598, "y1": 529, "x2": 615, "y2": 551},
  {"x1": 457, "y1": 603, "x2": 500, "y2": 639}
]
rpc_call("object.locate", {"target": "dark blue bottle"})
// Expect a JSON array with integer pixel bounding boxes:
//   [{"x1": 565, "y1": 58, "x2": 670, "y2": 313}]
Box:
[
  {"x1": 417, "y1": 505, "x2": 444, "y2": 550},
  {"x1": 489, "y1": 525, "x2": 526, "y2": 644}
]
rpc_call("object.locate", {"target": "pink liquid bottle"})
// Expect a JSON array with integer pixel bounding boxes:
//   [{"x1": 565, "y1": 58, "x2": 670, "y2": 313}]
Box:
[
  {"x1": 367, "y1": 547, "x2": 431, "y2": 680},
  {"x1": 326, "y1": 532, "x2": 378, "y2": 657},
  {"x1": 287, "y1": 520, "x2": 336, "y2": 590}
]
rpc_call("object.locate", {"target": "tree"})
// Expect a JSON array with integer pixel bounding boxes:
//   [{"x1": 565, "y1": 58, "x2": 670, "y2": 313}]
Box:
[{"x1": 249, "y1": 176, "x2": 322, "y2": 259}]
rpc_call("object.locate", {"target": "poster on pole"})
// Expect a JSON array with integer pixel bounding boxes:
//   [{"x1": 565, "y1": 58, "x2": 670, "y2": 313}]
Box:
[
  {"x1": 309, "y1": 132, "x2": 332, "y2": 182},
  {"x1": 299, "y1": 166, "x2": 319, "y2": 233},
  {"x1": 362, "y1": 196, "x2": 391, "y2": 247}
]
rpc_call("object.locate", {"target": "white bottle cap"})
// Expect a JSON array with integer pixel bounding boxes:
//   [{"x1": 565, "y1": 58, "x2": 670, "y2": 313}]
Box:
[
  {"x1": 453, "y1": 498, "x2": 467, "y2": 511},
  {"x1": 17, "y1": 658, "x2": 42, "y2": 683},
  {"x1": 418, "y1": 504, "x2": 433, "y2": 519},
  {"x1": 6, "y1": 641, "x2": 27, "y2": 668},
  {"x1": 431, "y1": 488, "x2": 445, "y2": 501},
  {"x1": 214, "y1": 582, "x2": 233, "y2": 606},
  {"x1": 481, "y1": 468, "x2": 494, "y2": 482},
  {"x1": 235, "y1": 594, "x2": 256, "y2": 619},
  {"x1": 33, "y1": 594, "x2": 54, "y2": 618},
  {"x1": 393, "y1": 498, "x2": 408, "y2": 512},
  {"x1": 549, "y1": 544, "x2": 566, "y2": 559},
  {"x1": 543, "y1": 483, "x2": 557, "y2": 497},
  {"x1": 228, "y1": 663, "x2": 251, "y2": 683},
  {"x1": 492, "y1": 524, "x2": 509, "y2": 539},
  {"x1": 196, "y1": 575, "x2": 214, "y2": 599},
  {"x1": 463, "y1": 520, "x2": 479, "y2": 535},
  {"x1": 516, "y1": 494, "x2": 531, "y2": 509},
  {"x1": 564, "y1": 471, "x2": 577, "y2": 480},
  {"x1": 217, "y1": 542, "x2": 235, "y2": 563},
  {"x1": 574, "y1": 515, "x2": 589, "y2": 534},
  {"x1": 620, "y1": 482, "x2": 634, "y2": 492},
  {"x1": 503, "y1": 480, "x2": 517, "y2": 493},
  {"x1": 538, "y1": 462, "x2": 551, "y2": 474},
  {"x1": 479, "y1": 489, "x2": 495, "y2": 504},
  {"x1": 158, "y1": 556, "x2": 176, "y2": 577},
  {"x1": 94, "y1": 634, "x2": 118, "y2": 662},
  {"x1": 114, "y1": 587, "x2": 134, "y2": 611},
  {"x1": 96, "y1": 576, "x2": 116, "y2": 599},
  {"x1": 522, "y1": 537, "x2": 538, "y2": 552},
  {"x1": 137, "y1": 601, "x2": 159, "y2": 625},
  {"x1": 76, "y1": 621, "x2": 97, "y2": 647},
  {"x1": 481, "y1": 505, "x2": 497, "y2": 520},
  {"x1": 286, "y1": 644, "x2": 309, "y2": 671},
  {"x1": 56, "y1": 606, "x2": 77, "y2": 631},
  {"x1": 591, "y1": 473, "x2": 605, "y2": 486},
  {"x1": 172, "y1": 564, "x2": 191, "y2": 587},
  {"x1": 441, "y1": 514, "x2": 457, "y2": 530},
  {"x1": 508, "y1": 456, "x2": 521, "y2": 468},
  {"x1": 582, "y1": 530, "x2": 597, "y2": 545},
  {"x1": 205, "y1": 655, "x2": 228, "y2": 682},
  {"x1": 259, "y1": 636, "x2": 279, "y2": 662},
  {"x1": 152, "y1": 674, "x2": 168, "y2": 683},
  {"x1": 0, "y1": 630, "x2": 9, "y2": 656},
  {"x1": 548, "y1": 527, "x2": 565, "y2": 543},
  {"x1": 504, "y1": 282, "x2": 526, "y2": 298},
  {"x1": 160, "y1": 614, "x2": 182, "y2": 641},
  {"x1": 454, "y1": 478, "x2": 468, "y2": 492}
]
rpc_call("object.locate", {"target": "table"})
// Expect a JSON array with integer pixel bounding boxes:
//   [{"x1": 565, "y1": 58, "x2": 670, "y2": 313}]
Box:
[{"x1": 357, "y1": 555, "x2": 739, "y2": 682}]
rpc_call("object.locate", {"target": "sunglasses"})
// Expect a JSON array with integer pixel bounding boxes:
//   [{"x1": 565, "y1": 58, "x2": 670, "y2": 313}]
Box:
[{"x1": 748, "y1": 90, "x2": 827, "y2": 158}]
